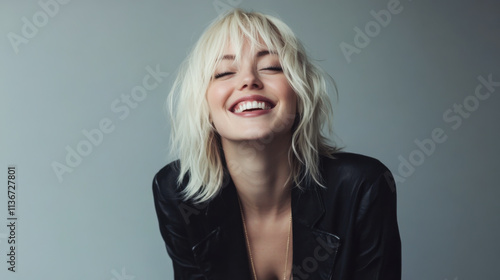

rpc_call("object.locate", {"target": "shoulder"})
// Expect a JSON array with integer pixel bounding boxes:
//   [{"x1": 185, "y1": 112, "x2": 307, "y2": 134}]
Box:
[
  {"x1": 319, "y1": 152, "x2": 395, "y2": 192},
  {"x1": 323, "y1": 152, "x2": 390, "y2": 176},
  {"x1": 152, "y1": 160, "x2": 185, "y2": 203},
  {"x1": 152, "y1": 160, "x2": 206, "y2": 229},
  {"x1": 154, "y1": 160, "x2": 181, "y2": 186}
]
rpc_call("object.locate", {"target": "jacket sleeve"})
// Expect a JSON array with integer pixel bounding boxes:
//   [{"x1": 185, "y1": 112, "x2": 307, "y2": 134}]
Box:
[
  {"x1": 152, "y1": 173, "x2": 207, "y2": 280},
  {"x1": 352, "y1": 168, "x2": 401, "y2": 280}
]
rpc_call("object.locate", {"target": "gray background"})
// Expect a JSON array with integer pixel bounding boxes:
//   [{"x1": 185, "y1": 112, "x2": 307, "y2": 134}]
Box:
[{"x1": 1, "y1": 0, "x2": 499, "y2": 279}]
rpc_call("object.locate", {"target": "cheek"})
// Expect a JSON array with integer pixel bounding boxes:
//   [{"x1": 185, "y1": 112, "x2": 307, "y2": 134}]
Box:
[
  {"x1": 280, "y1": 84, "x2": 298, "y2": 111},
  {"x1": 207, "y1": 84, "x2": 230, "y2": 112},
  {"x1": 282, "y1": 87, "x2": 298, "y2": 120}
]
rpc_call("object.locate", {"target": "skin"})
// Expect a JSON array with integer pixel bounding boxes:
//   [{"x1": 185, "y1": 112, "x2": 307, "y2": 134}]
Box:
[{"x1": 206, "y1": 39, "x2": 296, "y2": 279}]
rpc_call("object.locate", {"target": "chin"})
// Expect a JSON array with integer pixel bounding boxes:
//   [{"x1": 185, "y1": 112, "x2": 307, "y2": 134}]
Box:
[{"x1": 227, "y1": 124, "x2": 293, "y2": 144}]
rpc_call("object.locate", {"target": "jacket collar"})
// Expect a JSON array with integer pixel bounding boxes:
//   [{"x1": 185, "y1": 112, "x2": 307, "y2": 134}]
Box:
[{"x1": 192, "y1": 177, "x2": 340, "y2": 279}]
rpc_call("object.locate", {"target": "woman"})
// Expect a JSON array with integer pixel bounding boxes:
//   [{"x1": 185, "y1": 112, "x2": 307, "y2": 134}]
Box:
[{"x1": 153, "y1": 9, "x2": 401, "y2": 280}]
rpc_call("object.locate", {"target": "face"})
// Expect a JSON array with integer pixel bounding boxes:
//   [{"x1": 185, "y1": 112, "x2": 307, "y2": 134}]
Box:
[{"x1": 206, "y1": 40, "x2": 297, "y2": 145}]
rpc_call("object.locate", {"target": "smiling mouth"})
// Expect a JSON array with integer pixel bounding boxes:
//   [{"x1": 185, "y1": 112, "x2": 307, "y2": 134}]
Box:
[{"x1": 232, "y1": 101, "x2": 273, "y2": 113}]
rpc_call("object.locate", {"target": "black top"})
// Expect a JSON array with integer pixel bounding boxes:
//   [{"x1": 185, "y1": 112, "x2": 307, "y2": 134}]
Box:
[{"x1": 153, "y1": 152, "x2": 401, "y2": 279}]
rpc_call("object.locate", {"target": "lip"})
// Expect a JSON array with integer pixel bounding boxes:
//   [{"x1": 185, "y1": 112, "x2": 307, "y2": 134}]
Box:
[{"x1": 229, "y1": 95, "x2": 276, "y2": 113}]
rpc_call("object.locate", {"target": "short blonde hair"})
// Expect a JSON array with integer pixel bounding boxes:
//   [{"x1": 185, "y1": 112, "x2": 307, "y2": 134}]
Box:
[{"x1": 168, "y1": 9, "x2": 338, "y2": 203}]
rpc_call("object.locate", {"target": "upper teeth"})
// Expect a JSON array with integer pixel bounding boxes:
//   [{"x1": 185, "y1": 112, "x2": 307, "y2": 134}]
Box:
[{"x1": 234, "y1": 101, "x2": 271, "y2": 113}]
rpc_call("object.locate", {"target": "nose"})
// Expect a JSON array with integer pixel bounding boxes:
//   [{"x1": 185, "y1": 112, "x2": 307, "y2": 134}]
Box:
[{"x1": 238, "y1": 68, "x2": 263, "y2": 91}]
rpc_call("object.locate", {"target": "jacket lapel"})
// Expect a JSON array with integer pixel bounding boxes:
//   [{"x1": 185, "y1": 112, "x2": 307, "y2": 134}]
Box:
[
  {"x1": 292, "y1": 182, "x2": 341, "y2": 280},
  {"x1": 191, "y1": 180, "x2": 252, "y2": 280}
]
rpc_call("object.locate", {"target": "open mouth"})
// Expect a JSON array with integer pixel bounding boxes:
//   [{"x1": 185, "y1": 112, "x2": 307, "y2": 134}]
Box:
[
  {"x1": 230, "y1": 96, "x2": 276, "y2": 114},
  {"x1": 233, "y1": 101, "x2": 273, "y2": 113}
]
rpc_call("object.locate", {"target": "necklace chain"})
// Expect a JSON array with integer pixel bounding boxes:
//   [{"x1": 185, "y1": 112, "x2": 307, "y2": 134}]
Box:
[{"x1": 238, "y1": 197, "x2": 292, "y2": 280}]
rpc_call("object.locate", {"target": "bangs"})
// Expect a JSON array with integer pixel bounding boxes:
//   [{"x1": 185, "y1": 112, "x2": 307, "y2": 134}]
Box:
[{"x1": 199, "y1": 10, "x2": 288, "y2": 81}]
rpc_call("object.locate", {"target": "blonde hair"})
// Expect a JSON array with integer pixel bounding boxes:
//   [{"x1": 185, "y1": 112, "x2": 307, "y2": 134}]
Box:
[{"x1": 168, "y1": 9, "x2": 338, "y2": 203}]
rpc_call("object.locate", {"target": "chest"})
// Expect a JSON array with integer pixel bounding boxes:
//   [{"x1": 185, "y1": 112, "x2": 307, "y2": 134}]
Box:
[{"x1": 245, "y1": 220, "x2": 293, "y2": 280}]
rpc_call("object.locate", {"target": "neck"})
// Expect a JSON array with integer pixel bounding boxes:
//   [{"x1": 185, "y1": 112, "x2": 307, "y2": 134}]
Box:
[{"x1": 222, "y1": 133, "x2": 293, "y2": 218}]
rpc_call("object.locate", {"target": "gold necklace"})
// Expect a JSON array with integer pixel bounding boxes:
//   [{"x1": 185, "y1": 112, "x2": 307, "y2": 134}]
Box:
[{"x1": 238, "y1": 197, "x2": 292, "y2": 280}]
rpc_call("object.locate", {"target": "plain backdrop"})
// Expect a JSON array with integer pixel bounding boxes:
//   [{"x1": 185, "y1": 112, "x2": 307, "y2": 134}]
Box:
[{"x1": 1, "y1": 0, "x2": 499, "y2": 279}]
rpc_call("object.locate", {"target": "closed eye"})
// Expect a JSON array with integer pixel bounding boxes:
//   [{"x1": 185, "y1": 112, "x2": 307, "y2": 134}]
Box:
[
  {"x1": 213, "y1": 71, "x2": 235, "y2": 79},
  {"x1": 262, "y1": 66, "x2": 283, "y2": 72},
  {"x1": 214, "y1": 66, "x2": 282, "y2": 79}
]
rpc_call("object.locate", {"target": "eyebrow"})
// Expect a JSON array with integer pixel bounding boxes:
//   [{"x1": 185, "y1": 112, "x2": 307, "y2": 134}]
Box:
[
  {"x1": 257, "y1": 50, "x2": 277, "y2": 57},
  {"x1": 218, "y1": 50, "x2": 278, "y2": 61},
  {"x1": 220, "y1": 54, "x2": 236, "y2": 60}
]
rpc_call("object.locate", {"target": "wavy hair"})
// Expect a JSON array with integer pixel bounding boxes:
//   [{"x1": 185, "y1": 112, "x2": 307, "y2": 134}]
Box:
[{"x1": 168, "y1": 9, "x2": 338, "y2": 203}]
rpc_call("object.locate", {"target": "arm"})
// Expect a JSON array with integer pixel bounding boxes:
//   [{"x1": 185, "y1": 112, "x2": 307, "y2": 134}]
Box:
[
  {"x1": 352, "y1": 169, "x2": 401, "y2": 280},
  {"x1": 152, "y1": 174, "x2": 206, "y2": 280}
]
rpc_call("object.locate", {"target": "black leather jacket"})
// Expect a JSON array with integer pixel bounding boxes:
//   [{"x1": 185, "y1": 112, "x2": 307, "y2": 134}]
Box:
[{"x1": 153, "y1": 152, "x2": 401, "y2": 279}]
